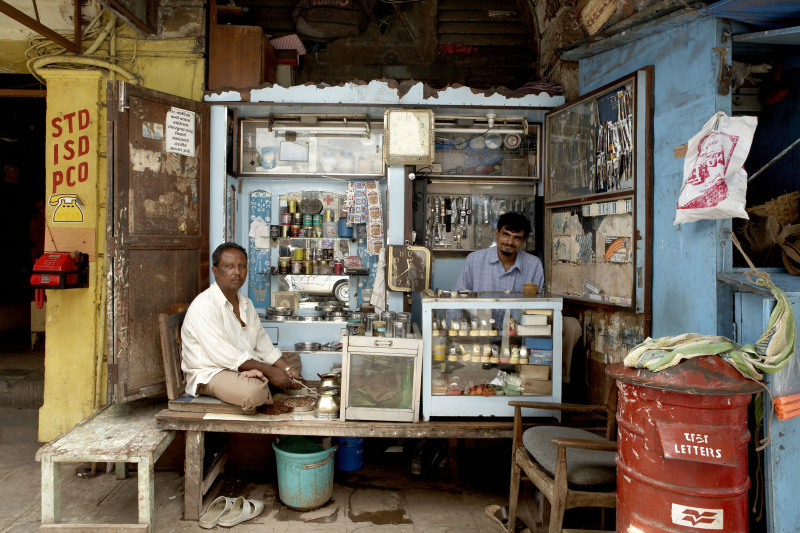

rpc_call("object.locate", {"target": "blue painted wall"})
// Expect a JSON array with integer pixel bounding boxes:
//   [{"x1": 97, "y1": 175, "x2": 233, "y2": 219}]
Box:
[{"x1": 579, "y1": 15, "x2": 731, "y2": 337}]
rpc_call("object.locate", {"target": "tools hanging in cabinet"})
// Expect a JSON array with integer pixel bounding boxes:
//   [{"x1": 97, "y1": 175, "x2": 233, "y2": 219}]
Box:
[{"x1": 423, "y1": 193, "x2": 535, "y2": 251}]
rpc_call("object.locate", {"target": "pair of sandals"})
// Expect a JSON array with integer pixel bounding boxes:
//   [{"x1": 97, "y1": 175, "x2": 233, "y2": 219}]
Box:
[
  {"x1": 199, "y1": 496, "x2": 264, "y2": 529},
  {"x1": 485, "y1": 504, "x2": 531, "y2": 533}
]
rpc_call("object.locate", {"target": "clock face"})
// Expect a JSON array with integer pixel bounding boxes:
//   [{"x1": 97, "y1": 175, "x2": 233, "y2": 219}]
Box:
[{"x1": 387, "y1": 245, "x2": 432, "y2": 292}]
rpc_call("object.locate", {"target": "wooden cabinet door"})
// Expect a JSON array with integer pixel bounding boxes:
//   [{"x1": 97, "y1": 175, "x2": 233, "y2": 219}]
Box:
[{"x1": 106, "y1": 82, "x2": 209, "y2": 403}]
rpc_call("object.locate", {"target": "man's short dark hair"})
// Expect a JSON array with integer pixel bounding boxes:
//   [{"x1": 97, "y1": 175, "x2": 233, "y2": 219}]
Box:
[
  {"x1": 212, "y1": 242, "x2": 247, "y2": 267},
  {"x1": 496, "y1": 212, "x2": 531, "y2": 238}
]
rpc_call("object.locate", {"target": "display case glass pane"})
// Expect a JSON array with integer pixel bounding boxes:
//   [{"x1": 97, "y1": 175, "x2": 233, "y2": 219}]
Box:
[
  {"x1": 346, "y1": 353, "x2": 415, "y2": 410},
  {"x1": 239, "y1": 119, "x2": 385, "y2": 176},
  {"x1": 430, "y1": 124, "x2": 540, "y2": 179},
  {"x1": 545, "y1": 80, "x2": 636, "y2": 202}
]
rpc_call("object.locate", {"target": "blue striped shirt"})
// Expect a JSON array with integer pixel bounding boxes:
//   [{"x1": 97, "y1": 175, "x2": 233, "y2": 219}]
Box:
[{"x1": 453, "y1": 246, "x2": 544, "y2": 293}]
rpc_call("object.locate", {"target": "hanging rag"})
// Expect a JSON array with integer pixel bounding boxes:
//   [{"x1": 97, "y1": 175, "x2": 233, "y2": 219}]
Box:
[
  {"x1": 625, "y1": 239, "x2": 795, "y2": 381},
  {"x1": 248, "y1": 216, "x2": 268, "y2": 238},
  {"x1": 370, "y1": 248, "x2": 387, "y2": 314}
]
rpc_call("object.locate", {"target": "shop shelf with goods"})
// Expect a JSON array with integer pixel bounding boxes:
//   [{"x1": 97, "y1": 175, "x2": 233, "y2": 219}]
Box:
[
  {"x1": 412, "y1": 121, "x2": 541, "y2": 256},
  {"x1": 421, "y1": 294, "x2": 563, "y2": 420}
]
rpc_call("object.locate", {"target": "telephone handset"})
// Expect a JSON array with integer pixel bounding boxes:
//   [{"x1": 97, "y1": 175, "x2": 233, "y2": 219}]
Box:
[{"x1": 49, "y1": 194, "x2": 84, "y2": 223}]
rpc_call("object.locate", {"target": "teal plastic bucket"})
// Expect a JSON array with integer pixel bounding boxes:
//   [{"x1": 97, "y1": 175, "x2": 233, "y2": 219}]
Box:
[
  {"x1": 334, "y1": 437, "x2": 364, "y2": 471},
  {"x1": 273, "y1": 436, "x2": 335, "y2": 511}
]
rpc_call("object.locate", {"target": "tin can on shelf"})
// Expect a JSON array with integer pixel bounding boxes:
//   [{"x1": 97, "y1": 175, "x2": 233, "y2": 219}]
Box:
[
  {"x1": 290, "y1": 225, "x2": 300, "y2": 238},
  {"x1": 312, "y1": 227, "x2": 322, "y2": 239},
  {"x1": 312, "y1": 214, "x2": 322, "y2": 226},
  {"x1": 333, "y1": 261, "x2": 344, "y2": 275},
  {"x1": 313, "y1": 261, "x2": 320, "y2": 274},
  {"x1": 293, "y1": 212, "x2": 303, "y2": 225},
  {"x1": 314, "y1": 249, "x2": 323, "y2": 261},
  {"x1": 281, "y1": 213, "x2": 292, "y2": 225},
  {"x1": 288, "y1": 199, "x2": 297, "y2": 213},
  {"x1": 381, "y1": 311, "x2": 396, "y2": 323},
  {"x1": 303, "y1": 214, "x2": 313, "y2": 227},
  {"x1": 322, "y1": 248, "x2": 334, "y2": 260},
  {"x1": 270, "y1": 225, "x2": 281, "y2": 238},
  {"x1": 293, "y1": 248, "x2": 305, "y2": 261},
  {"x1": 278, "y1": 258, "x2": 290, "y2": 274},
  {"x1": 302, "y1": 260, "x2": 314, "y2": 275},
  {"x1": 318, "y1": 260, "x2": 332, "y2": 275},
  {"x1": 281, "y1": 225, "x2": 290, "y2": 238},
  {"x1": 346, "y1": 318, "x2": 360, "y2": 336},
  {"x1": 291, "y1": 262, "x2": 302, "y2": 274},
  {"x1": 372, "y1": 320, "x2": 387, "y2": 337},
  {"x1": 304, "y1": 248, "x2": 313, "y2": 260}
]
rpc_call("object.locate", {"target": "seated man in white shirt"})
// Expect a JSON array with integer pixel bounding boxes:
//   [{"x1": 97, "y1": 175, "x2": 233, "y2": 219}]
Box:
[{"x1": 181, "y1": 242, "x2": 302, "y2": 411}]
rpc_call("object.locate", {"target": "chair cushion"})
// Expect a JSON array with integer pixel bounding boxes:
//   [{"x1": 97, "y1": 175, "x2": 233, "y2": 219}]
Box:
[{"x1": 522, "y1": 426, "x2": 616, "y2": 486}]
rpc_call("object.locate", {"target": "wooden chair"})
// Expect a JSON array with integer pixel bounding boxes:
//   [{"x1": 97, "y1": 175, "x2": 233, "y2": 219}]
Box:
[
  {"x1": 158, "y1": 304, "x2": 255, "y2": 415},
  {"x1": 507, "y1": 383, "x2": 618, "y2": 533}
]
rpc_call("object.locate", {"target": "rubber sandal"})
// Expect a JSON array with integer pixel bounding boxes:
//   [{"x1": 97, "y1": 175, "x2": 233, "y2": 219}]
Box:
[
  {"x1": 218, "y1": 496, "x2": 264, "y2": 527},
  {"x1": 485, "y1": 504, "x2": 531, "y2": 533},
  {"x1": 199, "y1": 496, "x2": 235, "y2": 529}
]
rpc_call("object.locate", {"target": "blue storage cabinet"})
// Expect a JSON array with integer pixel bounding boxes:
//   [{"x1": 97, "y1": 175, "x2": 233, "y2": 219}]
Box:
[{"x1": 723, "y1": 272, "x2": 800, "y2": 533}]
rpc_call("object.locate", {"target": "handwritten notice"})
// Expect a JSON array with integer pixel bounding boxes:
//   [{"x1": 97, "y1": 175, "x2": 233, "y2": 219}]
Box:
[{"x1": 165, "y1": 107, "x2": 195, "y2": 157}]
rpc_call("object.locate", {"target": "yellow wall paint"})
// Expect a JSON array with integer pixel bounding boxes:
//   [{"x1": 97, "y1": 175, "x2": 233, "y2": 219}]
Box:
[
  {"x1": 38, "y1": 71, "x2": 104, "y2": 441},
  {"x1": 36, "y1": 13, "x2": 205, "y2": 440}
]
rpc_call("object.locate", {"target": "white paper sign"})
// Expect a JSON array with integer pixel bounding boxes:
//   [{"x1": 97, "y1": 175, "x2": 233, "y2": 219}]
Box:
[{"x1": 165, "y1": 107, "x2": 196, "y2": 157}]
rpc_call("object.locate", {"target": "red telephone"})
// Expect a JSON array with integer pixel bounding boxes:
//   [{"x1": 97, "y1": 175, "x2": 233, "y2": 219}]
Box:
[{"x1": 30, "y1": 252, "x2": 89, "y2": 309}]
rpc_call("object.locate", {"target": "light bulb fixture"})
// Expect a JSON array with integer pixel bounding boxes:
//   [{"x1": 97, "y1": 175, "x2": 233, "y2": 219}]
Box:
[
  {"x1": 434, "y1": 114, "x2": 528, "y2": 136},
  {"x1": 268, "y1": 113, "x2": 372, "y2": 137}
]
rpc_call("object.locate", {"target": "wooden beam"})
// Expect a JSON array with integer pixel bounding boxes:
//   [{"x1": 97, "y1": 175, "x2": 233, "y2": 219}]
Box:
[
  {"x1": 0, "y1": 89, "x2": 46, "y2": 97},
  {"x1": 0, "y1": 1, "x2": 80, "y2": 53},
  {"x1": 438, "y1": 22, "x2": 525, "y2": 35},
  {"x1": 437, "y1": 33, "x2": 527, "y2": 47}
]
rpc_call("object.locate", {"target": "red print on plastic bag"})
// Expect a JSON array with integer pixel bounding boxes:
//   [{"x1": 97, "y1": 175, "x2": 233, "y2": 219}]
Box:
[{"x1": 678, "y1": 132, "x2": 739, "y2": 209}]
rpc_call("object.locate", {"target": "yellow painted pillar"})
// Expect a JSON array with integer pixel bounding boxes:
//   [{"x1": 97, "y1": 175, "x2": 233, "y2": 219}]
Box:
[{"x1": 38, "y1": 70, "x2": 106, "y2": 442}]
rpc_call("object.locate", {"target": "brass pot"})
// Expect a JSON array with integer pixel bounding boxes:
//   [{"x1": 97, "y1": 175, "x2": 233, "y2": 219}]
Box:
[
  {"x1": 314, "y1": 387, "x2": 340, "y2": 419},
  {"x1": 317, "y1": 373, "x2": 341, "y2": 389}
]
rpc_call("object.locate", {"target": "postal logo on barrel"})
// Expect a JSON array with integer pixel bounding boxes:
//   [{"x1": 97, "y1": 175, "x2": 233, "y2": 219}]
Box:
[{"x1": 672, "y1": 504, "x2": 723, "y2": 529}]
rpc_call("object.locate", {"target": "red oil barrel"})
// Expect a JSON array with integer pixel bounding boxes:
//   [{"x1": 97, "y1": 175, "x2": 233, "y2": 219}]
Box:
[{"x1": 607, "y1": 357, "x2": 761, "y2": 533}]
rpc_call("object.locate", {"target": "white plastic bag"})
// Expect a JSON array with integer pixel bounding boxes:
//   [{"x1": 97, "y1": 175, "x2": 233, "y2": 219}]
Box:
[{"x1": 674, "y1": 112, "x2": 757, "y2": 225}]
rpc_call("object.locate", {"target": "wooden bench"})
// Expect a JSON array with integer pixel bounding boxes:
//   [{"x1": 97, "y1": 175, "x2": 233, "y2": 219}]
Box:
[
  {"x1": 155, "y1": 409, "x2": 558, "y2": 520},
  {"x1": 36, "y1": 398, "x2": 175, "y2": 532}
]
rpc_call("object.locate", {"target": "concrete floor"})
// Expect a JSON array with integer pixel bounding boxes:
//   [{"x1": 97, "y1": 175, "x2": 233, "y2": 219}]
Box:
[
  {"x1": 0, "y1": 405, "x2": 539, "y2": 533},
  {"x1": 0, "y1": 328, "x2": 540, "y2": 533}
]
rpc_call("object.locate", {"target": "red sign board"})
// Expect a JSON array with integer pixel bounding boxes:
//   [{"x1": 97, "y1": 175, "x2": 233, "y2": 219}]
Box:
[{"x1": 656, "y1": 420, "x2": 737, "y2": 467}]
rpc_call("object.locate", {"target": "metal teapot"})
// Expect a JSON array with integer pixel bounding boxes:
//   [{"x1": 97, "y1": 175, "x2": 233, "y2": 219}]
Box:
[{"x1": 314, "y1": 387, "x2": 340, "y2": 419}]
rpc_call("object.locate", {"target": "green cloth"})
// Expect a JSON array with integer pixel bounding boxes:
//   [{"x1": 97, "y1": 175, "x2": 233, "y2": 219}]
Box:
[{"x1": 624, "y1": 276, "x2": 795, "y2": 381}]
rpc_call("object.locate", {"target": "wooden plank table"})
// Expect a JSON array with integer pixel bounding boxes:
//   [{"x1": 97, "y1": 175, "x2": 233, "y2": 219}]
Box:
[{"x1": 155, "y1": 409, "x2": 552, "y2": 520}]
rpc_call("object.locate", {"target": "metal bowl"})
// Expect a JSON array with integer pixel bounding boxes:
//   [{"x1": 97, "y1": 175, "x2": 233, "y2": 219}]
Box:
[
  {"x1": 297, "y1": 316, "x2": 321, "y2": 322},
  {"x1": 264, "y1": 314, "x2": 294, "y2": 322},
  {"x1": 295, "y1": 341, "x2": 321, "y2": 351},
  {"x1": 316, "y1": 302, "x2": 343, "y2": 313},
  {"x1": 325, "y1": 316, "x2": 348, "y2": 322},
  {"x1": 265, "y1": 306, "x2": 294, "y2": 316},
  {"x1": 326, "y1": 310, "x2": 351, "y2": 318}
]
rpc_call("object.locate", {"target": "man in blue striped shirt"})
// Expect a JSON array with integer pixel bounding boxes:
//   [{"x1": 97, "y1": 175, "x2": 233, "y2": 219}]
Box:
[{"x1": 453, "y1": 212, "x2": 543, "y2": 295}]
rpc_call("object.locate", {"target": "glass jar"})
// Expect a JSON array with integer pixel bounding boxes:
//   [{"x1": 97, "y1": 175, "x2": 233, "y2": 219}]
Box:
[
  {"x1": 321, "y1": 152, "x2": 337, "y2": 173},
  {"x1": 372, "y1": 320, "x2": 387, "y2": 337},
  {"x1": 338, "y1": 151, "x2": 355, "y2": 173}
]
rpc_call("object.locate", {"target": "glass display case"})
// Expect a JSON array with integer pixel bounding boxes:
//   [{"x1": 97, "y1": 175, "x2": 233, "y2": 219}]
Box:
[
  {"x1": 340, "y1": 333, "x2": 423, "y2": 422},
  {"x1": 421, "y1": 294, "x2": 563, "y2": 420},
  {"x1": 429, "y1": 123, "x2": 541, "y2": 179},
  {"x1": 544, "y1": 68, "x2": 653, "y2": 313},
  {"x1": 238, "y1": 116, "x2": 384, "y2": 177}
]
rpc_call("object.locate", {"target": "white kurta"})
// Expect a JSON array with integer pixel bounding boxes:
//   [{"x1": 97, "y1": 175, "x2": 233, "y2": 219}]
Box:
[{"x1": 181, "y1": 282, "x2": 281, "y2": 396}]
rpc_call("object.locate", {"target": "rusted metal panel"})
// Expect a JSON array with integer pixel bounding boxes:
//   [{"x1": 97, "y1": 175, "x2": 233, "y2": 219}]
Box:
[
  {"x1": 107, "y1": 82, "x2": 209, "y2": 403},
  {"x1": 607, "y1": 359, "x2": 758, "y2": 533}
]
